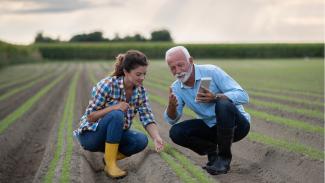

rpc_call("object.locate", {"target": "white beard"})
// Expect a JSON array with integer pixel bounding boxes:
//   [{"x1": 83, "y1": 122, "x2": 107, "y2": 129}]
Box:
[{"x1": 175, "y1": 64, "x2": 192, "y2": 83}]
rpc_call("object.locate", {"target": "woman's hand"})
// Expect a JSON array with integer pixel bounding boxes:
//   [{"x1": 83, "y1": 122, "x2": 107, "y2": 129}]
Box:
[
  {"x1": 113, "y1": 102, "x2": 130, "y2": 112},
  {"x1": 153, "y1": 136, "x2": 164, "y2": 152}
]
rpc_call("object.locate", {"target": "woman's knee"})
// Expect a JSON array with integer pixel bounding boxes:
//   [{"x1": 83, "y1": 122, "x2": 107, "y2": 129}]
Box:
[
  {"x1": 136, "y1": 133, "x2": 148, "y2": 151},
  {"x1": 120, "y1": 132, "x2": 148, "y2": 156},
  {"x1": 101, "y1": 110, "x2": 125, "y2": 127}
]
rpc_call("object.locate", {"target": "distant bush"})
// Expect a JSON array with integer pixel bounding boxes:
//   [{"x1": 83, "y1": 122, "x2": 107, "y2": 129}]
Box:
[
  {"x1": 0, "y1": 41, "x2": 42, "y2": 68},
  {"x1": 35, "y1": 43, "x2": 324, "y2": 60}
]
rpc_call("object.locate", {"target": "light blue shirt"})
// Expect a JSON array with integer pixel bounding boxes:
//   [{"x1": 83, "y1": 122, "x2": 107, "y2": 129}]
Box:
[{"x1": 163, "y1": 64, "x2": 251, "y2": 127}]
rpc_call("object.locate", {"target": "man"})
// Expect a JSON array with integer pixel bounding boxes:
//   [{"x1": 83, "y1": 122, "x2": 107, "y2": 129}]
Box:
[{"x1": 163, "y1": 46, "x2": 251, "y2": 175}]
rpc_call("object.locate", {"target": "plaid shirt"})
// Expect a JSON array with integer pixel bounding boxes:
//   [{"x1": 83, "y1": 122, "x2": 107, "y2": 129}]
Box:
[{"x1": 73, "y1": 76, "x2": 155, "y2": 136}]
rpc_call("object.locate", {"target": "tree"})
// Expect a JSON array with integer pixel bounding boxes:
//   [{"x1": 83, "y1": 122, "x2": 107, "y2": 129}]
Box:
[
  {"x1": 34, "y1": 32, "x2": 58, "y2": 43},
  {"x1": 69, "y1": 31, "x2": 108, "y2": 42},
  {"x1": 150, "y1": 29, "x2": 173, "y2": 42}
]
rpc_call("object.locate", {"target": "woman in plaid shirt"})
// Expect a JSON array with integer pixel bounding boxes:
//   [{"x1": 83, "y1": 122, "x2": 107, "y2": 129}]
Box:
[{"x1": 74, "y1": 50, "x2": 164, "y2": 178}]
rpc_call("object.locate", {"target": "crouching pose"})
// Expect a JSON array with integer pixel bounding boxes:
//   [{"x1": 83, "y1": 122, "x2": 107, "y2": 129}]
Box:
[
  {"x1": 164, "y1": 46, "x2": 250, "y2": 175},
  {"x1": 74, "y1": 50, "x2": 164, "y2": 178}
]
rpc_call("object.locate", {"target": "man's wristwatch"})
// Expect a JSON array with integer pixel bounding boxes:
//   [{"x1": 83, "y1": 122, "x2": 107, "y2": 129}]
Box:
[{"x1": 214, "y1": 94, "x2": 220, "y2": 101}]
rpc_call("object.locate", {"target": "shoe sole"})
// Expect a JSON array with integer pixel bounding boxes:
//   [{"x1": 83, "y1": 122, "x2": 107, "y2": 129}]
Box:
[{"x1": 206, "y1": 168, "x2": 230, "y2": 175}]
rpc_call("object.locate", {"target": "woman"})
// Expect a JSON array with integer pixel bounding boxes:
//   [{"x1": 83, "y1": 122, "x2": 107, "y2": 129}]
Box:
[{"x1": 73, "y1": 50, "x2": 164, "y2": 178}]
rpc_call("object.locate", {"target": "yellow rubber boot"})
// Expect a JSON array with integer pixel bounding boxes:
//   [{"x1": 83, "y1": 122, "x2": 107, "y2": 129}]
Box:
[
  {"x1": 104, "y1": 143, "x2": 127, "y2": 178},
  {"x1": 117, "y1": 152, "x2": 127, "y2": 160}
]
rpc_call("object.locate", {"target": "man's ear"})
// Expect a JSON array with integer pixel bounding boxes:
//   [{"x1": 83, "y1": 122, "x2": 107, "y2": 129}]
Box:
[{"x1": 189, "y1": 57, "x2": 193, "y2": 64}]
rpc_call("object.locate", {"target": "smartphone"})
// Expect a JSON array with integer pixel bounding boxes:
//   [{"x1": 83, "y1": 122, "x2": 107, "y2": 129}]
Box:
[{"x1": 195, "y1": 77, "x2": 212, "y2": 102}]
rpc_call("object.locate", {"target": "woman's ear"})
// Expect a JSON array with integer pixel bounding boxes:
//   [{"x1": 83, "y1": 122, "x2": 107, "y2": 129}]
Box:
[{"x1": 123, "y1": 69, "x2": 127, "y2": 75}]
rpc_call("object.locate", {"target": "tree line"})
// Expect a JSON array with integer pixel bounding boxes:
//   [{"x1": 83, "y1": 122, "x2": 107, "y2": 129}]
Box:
[{"x1": 34, "y1": 29, "x2": 173, "y2": 43}]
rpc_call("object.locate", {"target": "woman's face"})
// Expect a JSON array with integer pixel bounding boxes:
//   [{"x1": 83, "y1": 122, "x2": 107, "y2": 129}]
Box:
[{"x1": 124, "y1": 65, "x2": 147, "y2": 87}]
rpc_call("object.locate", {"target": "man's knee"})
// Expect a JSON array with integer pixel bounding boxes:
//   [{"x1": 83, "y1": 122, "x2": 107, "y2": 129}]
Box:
[
  {"x1": 169, "y1": 125, "x2": 188, "y2": 145},
  {"x1": 215, "y1": 99, "x2": 234, "y2": 114}
]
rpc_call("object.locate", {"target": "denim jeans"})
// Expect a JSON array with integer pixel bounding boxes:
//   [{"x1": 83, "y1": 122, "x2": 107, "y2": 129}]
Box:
[
  {"x1": 77, "y1": 110, "x2": 148, "y2": 156},
  {"x1": 169, "y1": 99, "x2": 250, "y2": 155}
]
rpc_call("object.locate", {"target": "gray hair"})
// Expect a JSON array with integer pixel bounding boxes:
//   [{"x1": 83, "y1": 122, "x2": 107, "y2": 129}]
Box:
[{"x1": 165, "y1": 46, "x2": 191, "y2": 62}]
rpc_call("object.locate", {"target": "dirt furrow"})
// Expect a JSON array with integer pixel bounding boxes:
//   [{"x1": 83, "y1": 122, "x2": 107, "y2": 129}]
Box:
[
  {"x1": 0, "y1": 68, "x2": 73, "y2": 183},
  {"x1": 0, "y1": 66, "x2": 66, "y2": 118}
]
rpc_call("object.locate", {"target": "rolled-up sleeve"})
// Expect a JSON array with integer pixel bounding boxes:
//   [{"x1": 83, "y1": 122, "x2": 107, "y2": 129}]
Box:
[
  {"x1": 213, "y1": 67, "x2": 249, "y2": 105},
  {"x1": 138, "y1": 89, "x2": 156, "y2": 127}
]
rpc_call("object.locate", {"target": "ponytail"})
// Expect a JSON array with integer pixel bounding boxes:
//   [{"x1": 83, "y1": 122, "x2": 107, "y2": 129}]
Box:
[{"x1": 111, "y1": 54, "x2": 125, "y2": 77}]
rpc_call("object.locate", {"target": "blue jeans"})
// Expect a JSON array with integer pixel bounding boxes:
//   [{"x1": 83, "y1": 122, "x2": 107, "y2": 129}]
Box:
[
  {"x1": 77, "y1": 110, "x2": 148, "y2": 156},
  {"x1": 169, "y1": 99, "x2": 250, "y2": 155}
]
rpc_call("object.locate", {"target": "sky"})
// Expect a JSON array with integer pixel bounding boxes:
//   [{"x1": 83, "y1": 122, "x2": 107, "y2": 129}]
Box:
[{"x1": 0, "y1": 0, "x2": 324, "y2": 45}]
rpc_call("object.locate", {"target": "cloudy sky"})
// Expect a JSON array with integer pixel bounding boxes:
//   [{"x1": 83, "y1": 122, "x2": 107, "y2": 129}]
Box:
[{"x1": 0, "y1": 0, "x2": 324, "y2": 44}]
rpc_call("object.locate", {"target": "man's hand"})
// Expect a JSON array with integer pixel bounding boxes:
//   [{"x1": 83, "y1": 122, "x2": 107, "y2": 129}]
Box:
[
  {"x1": 196, "y1": 87, "x2": 228, "y2": 103},
  {"x1": 167, "y1": 87, "x2": 178, "y2": 119},
  {"x1": 168, "y1": 87, "x2": 178, "y2": 109}
]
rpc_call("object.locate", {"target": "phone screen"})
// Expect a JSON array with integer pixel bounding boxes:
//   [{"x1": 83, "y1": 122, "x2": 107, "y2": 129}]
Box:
[{"x1": 195, "y1": 77, "x2": 212, "y2": 102}]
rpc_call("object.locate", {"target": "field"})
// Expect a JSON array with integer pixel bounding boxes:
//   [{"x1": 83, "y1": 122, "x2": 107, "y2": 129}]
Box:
[{"x1": 0, "y1": 58, "x2": 323, "y2": 183}]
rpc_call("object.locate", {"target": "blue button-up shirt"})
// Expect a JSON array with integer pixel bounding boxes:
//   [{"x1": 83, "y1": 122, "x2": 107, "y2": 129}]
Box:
[{"x1": 163, "y1": 64, "x2": 250, "y2": 127}]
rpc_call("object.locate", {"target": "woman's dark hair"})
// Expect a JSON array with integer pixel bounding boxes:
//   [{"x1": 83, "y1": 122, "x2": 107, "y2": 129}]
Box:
[{"x1": 111, "y1": 50, "x2": 148, "y2": 77}]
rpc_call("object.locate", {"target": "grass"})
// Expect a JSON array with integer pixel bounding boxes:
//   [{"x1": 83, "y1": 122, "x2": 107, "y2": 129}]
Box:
[{"x1": 0, "y1": 72, "x2": 67, "y2": 134}]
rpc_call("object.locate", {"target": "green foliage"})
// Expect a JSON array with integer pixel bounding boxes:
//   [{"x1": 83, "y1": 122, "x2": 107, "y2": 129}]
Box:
[
  {"x1": 35, "y1": 32, "x2": 59, "y2": 43},
  {"x1": 150, "y1": 29, "x2": 173, "y2": 42},
  {"x1": 70, "y1": 31, "x2": 108, "y2": 42},
  {"x1": 35, "y1": 43, "x2": 324, "y2": 60},
  {"x1": 0, "y1": 40, "x2": 41, "y2": 68}
]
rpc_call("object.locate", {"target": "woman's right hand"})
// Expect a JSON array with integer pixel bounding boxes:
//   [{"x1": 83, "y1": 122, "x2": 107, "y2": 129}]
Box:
[{"x1": 113, "y1": 102, "x2": 130, "y2": 112}]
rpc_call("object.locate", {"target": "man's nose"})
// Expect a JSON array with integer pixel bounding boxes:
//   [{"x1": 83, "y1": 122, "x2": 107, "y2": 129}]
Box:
[{"x1": 175, "y1": 66, "x2": 182, "y2": 74}]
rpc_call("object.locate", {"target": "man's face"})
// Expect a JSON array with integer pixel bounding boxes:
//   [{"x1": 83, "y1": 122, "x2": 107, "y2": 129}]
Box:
[{"x1": 166, "y1": 51, "x2": 191, "y2": 80}]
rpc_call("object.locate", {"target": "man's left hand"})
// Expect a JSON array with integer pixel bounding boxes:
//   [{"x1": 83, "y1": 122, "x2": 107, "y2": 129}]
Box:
[
  {"x1": 196, "y1": 88, "x2": 228, "y2": 103},
  {"x1": 196, "y1": 87, "x2": 216, "y2": 103}
]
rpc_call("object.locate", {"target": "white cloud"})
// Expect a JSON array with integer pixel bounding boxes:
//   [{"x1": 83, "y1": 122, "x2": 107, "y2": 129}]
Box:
[{"x1": 0, "y1": 0, "x2": 323, "y2": 44}]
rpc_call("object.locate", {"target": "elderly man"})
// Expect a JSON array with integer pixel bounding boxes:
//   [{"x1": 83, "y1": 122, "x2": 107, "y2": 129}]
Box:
[{"x1": 163, "y1": 46, "x2": 251, "y2": 175}]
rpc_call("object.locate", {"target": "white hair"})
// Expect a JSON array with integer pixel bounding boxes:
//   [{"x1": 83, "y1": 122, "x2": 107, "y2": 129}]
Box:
[{"x1": 165, "y1": 46, "x2": 191, "y2": 62}]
